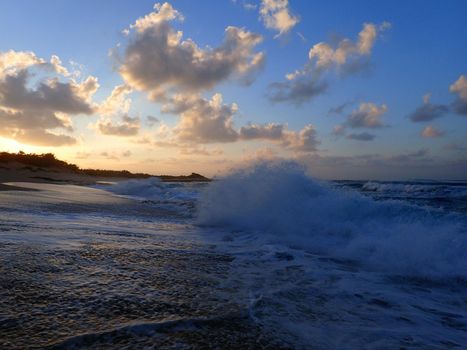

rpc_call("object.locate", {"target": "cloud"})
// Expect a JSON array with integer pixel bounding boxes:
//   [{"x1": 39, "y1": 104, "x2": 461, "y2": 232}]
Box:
[
  {"x1": 240, "y1": 123, "x2": 286, "y2": 140},
  {"x1": 100, "y1": 151, "x2": 120, "y2": 160},
  {"x1": 268, "y1": 22, "x2": 389, "y2": 104},
  {"x1": 386, "y1": 148, "x2": 430, "y2": 163},
  {"x1": 119, "y1": 2, "x2": 264, "y2": 99},
  {"x1": 0, "y1": 50, "x2": 98, "y2": 146},
  {"x1": 244, "y1": 3, "x2": 257, "y2": 11},
  {"x1": 129, "y1": 2, "x2": 184, "y2": 32},
  {"x1": 347, "y1": 132, "x2": 375, "y2": 141},
  {"x1": 330, "y1": 102, "x2": 386, "y2": 141},
  {"x1": 283, "y1": 124, "x2": 320, "y2": 152},
  {"x1": 0, "y1": 50, "x2": 73, "y2": 79},
  {"x1": 153, "y1": 91, "x2": 320, "y2": 152},
  {"x1": 243, "y1": 147, "x2": 280, "y2": 163},
  {"x1": 172, "y1": 93, "x2": 239, "y2": 143},
  {"x1": 0, "y1": 50, "x2": 45, "y2": 78},
  {"x1": 98, "y1": 115, "x2": 140, "y2": 136},
  {"x1": 98, "y1": 84, "x2": 132, "y2": 116},
  {"x1": 332, "y1": 124, "x2": 346, "y2": 136},
  {"x1": 450, "y1": 75, "x2": 467, "y2": 115},
  {"x1": 259, "y1": 0, "x2": 299, "y2": 37},
  {"x1": 6, "y1": 127, "x2": 76, "y2": 146},
  {"x1": 267, "y1": 76, "x2": 328, "y2": 105},
  {"x1": 408, "y1": 93, "x2": 449, "y2": 122},
  {"x1": 75, "y1": 151, "x2": 91, "y2": 159},
  {"x1": 0, "y1": 70, "x2": 96, "y2": 114},
  {"x1": 297, "y1": 32, "x2": 307, "y2": 43},
  {"x1": 345, "y1": 102, "x2": 387, "y2": 128},
  {"x1": 234, "y1": 1, "x2": 258, "y2": 11},
  {"x1": 421, "y1": 125, "x2": 444, "y2": 138},
  {"x1": 239, "y1": 122, "x2": 320, "y2": 152},
  {"x1": 179, "y1": 146, "x2": 224, "y2": 156},
  {"x1": 146, "y1": 115, "x2": 159, "y2": 126},
  {"x1": 309, "y1": 22, "x2": 390, "y2": 73},
  {"x1": 298, "y1": 149, "x2": 467, "y2": 180},
  {"x1": 328, "y1": 100, "x2": 354, "y2": 115}
]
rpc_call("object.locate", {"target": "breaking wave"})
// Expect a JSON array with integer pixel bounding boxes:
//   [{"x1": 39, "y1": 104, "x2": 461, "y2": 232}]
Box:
[{"x1": 197, "y1": 161, "x2": 467, "y2": 276}]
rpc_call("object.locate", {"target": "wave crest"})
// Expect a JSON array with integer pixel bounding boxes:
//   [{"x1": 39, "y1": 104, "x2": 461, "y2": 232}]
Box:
[{"x1": 197, "y1": 161, "x2": 467, "y2": 276}]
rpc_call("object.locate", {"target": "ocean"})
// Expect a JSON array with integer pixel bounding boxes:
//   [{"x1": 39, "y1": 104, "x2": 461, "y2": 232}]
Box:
[{"x1": 1, "y1": 161, "x2": 467, "y2": 349}]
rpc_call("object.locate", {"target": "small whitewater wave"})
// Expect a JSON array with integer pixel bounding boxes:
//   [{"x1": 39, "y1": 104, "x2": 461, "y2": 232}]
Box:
[
  {"x1": 362, "y1": 180, "x2": 467, "y2": 197},
  {"x1": 197, "y1": 161, "x2": 467, "y2": 277},
  {"x1": 95, "y1": 177, "x2": 204, "y2": 216}
]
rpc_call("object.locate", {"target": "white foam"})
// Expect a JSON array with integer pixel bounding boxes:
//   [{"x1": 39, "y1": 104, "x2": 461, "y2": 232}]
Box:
[
  {"x1": 95, "y1": 177, "x2": 203, "y2": 214},
  {"x1": 197, "y1": 161, "x2": 467, "y2": 276},
  {"x1": 362, "y1": 181, "x2": 467, "y2": 198}
]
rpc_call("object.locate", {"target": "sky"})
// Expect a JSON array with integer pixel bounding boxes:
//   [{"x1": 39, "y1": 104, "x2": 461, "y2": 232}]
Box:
[{"x1": 0, "y1": 0, "x2": 466, "y2": 179}]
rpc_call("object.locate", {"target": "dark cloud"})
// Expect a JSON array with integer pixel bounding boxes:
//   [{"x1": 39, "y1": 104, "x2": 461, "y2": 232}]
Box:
[
  {"x1": 452, "y1": 98, "x2": 467, "y2": 115},
  {"x1": 347, "y1": 132, "x2": 375, "y2": 141},
  {"x1": 240, "y1": 123, "x2": 285, "y2": 140},
  {"x1": 408, "y1": 95, "x2": 449, "y2": 122},
  {"x1": 146, "y1": 115, "x2": 159, "y2": 126},
  {"x1": 327, "y1": 101, "x2": 354, "y2": 115},
  {"x1": 267, "y1": 76, "x2": 328, "y2": 105}
]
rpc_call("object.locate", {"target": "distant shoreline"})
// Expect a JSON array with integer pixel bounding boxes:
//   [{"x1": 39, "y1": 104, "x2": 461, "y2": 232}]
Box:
[{"x1": 0, "y1": 151, "x2": 210, "y2": 189}]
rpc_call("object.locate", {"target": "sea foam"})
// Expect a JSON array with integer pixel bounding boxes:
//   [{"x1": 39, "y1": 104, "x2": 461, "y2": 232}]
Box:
[{"x1": 197, "y1": 161, "x2": 467, "y2": 276}]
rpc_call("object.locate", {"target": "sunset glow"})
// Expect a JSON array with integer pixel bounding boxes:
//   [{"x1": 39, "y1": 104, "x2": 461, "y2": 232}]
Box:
[{"x1": 0, "y1": 0, "x2": 465, "y2": 178}]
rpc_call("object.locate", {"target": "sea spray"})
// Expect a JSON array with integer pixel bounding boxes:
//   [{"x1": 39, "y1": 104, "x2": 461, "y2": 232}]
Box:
[{"x1": 197, "y1": 161, "x2": 467, "y2": 276}]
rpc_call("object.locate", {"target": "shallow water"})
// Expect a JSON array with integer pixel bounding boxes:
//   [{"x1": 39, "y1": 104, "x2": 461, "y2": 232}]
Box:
[
  {"x1": 0, "y1": 184, "x2": 288, "y2": 349},
  {"x1": 1, "y1": 164, "x2": 467, "y2": 349}
]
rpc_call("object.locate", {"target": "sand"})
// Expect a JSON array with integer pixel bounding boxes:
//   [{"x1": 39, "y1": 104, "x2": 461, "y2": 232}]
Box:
[
  {"x1": 0, "y1": 162, "x2": 210, "y2": 191},
  {"x1": 0, "y1": 163, "x2": 155, "y2": 191}
]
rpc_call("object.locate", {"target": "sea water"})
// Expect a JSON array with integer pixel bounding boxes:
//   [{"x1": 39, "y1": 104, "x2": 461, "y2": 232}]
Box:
[{"x1": 1, "y1": 161, "x2": 466, "y2": 349}]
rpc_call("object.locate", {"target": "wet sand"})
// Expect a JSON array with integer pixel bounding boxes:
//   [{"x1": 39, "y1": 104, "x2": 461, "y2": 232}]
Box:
[
  {"x1": 0, "y1": 183, "x2": 291, "y2": 349},
  {"x1": 0, "y1": 184, "x2": 38, "y2": 191}
]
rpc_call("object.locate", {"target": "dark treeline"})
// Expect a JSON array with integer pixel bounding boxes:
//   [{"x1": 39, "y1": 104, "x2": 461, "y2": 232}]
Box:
[
  {"x1": 0, "y1": 151, "x2": 210, "y2": 181},
  {"x1": 0, "y1": 151, "x2": 79, "y2": 172},
  {"x1": 0, "y1": 151, "x2": 151, "y2": 178}
]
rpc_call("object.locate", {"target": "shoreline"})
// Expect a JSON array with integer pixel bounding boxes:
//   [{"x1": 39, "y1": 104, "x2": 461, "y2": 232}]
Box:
[
  {"x1": 0, "y1": 183, "x2": 39, "y2": 192},
  {"x1": 0, "y1": 163, "x2": 210, "y2": 191}
]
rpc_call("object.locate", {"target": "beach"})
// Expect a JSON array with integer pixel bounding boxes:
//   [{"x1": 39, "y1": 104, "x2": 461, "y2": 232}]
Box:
[
  {"x1": 1, "y1": 163, "x2": 467, "y2": 349},
  {"x1": 0, "y1": 181, "x2": 289, "y2": 349}
]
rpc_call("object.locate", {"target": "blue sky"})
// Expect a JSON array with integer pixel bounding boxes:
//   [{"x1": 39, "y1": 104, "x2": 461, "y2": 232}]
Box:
[{"x1": 0, "y1": 1, "x2": 465, "y2": 179}]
